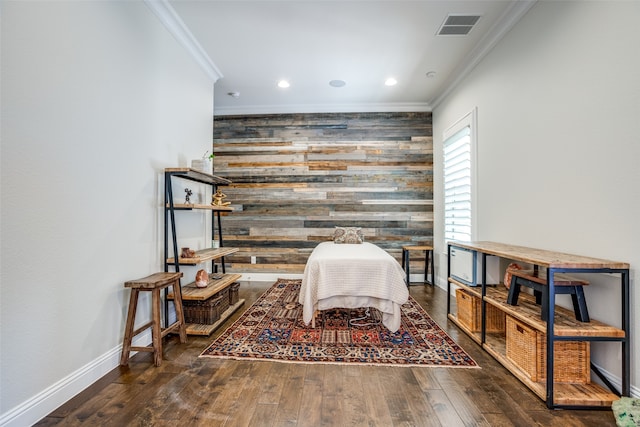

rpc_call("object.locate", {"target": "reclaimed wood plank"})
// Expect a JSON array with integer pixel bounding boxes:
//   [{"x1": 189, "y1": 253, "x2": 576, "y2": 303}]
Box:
[
  {"x1": 450, "y1": 241, "x2": 629, "y2": 269},
  {"x1": 214, "y1": 112, "x2": 433, "y2": 273}
]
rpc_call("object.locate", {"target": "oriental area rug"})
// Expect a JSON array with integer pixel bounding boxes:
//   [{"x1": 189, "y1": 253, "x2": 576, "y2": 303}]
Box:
[{"x1": 200, "y1": 279, "x2": 478, "y2": 368}]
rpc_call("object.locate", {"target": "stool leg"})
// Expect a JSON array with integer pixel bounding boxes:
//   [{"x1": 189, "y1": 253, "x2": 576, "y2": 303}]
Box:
[
  {"x1": 541, "y1": 291, "x2": 548, "y2": 321},
  {"x1": 120, "y1": 289, "x2": 139, "y2": 366},
  {"x1": 571, "y1": 286, "x2": 590, "y2": 322},
  {"x1": 423, "y1": 250, "x2": 429, "y2": 284},
  {"x1": 506, "y1": 280, "x2": 521, "y2": 306},
  {"x1": 151, "y1": 289, "x2": 163, "y2": 366},
  {"x1": 171, "y1": 279, "x2": 187, "y2": 343},
  {"x1": 430, "y1": 250, "x2": 435, "y2": 286},
  {"x1": 402, "y1": 249, "x2": 409, "y2": 286}
]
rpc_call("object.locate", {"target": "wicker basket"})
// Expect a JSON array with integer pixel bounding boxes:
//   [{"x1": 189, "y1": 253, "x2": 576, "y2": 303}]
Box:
[
  {"x1": 229, "y1": 282, "x2": 240, "y2": 305},
  {"x1": 455, "y1": 288, "x2": 506, "y2": 332},
  {"x1": 218, "y1": 287, "x2": 230, "y2": 314},
  {"x1": 183, "y1": 294, "x2": 224, "y2": 324},
  {"x1": 506, "y1": 315, "x2": 590, "y2": 383}
]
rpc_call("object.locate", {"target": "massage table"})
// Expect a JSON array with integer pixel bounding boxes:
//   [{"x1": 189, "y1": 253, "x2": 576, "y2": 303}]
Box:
[{"x1": 298, "y1": 241, "x2": 409, "y2": 332}]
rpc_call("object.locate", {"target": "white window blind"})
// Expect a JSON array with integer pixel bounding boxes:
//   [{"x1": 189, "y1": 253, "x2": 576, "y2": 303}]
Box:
[{"x1": 443, "y1": 126, "x2": 472, "y2": 242}]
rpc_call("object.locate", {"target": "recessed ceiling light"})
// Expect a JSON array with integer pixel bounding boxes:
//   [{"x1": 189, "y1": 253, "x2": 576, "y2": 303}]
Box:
[
  {"x1": 426, "y1": 71, "x2": 436, "y2": 78},
  {"x1": 385, "y1": 78, "x2": 397, "y2": 86},
  {"x1": 277, "y1": 80, "x2": 290, "y2": 88},
  {"x1": 329, "y1": 79, "x2": 346, "y2": 88}
]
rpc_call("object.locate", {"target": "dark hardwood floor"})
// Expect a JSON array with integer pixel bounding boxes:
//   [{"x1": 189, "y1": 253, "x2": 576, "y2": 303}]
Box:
[{"x1": 37, "y1": 281, "x2": 617, "y2": 426}]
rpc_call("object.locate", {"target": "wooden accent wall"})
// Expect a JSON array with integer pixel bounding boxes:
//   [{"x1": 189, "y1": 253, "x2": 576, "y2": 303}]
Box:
[{"x1": 213, "y1": 112, "x2": 433, "y2": 274}]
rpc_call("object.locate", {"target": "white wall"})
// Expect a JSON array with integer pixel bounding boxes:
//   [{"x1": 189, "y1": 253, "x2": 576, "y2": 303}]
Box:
[
  {"x1": 433, "y1": 1, "x2": 639, "y2": 394},
  {"x1": 0, "y1": 1, "x2": 214, "y2": 424}
]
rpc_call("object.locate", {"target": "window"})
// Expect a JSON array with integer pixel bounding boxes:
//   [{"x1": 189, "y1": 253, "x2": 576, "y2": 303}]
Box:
[{"x1": 443, "y1": 109, "x2": 477, "y2": 243}]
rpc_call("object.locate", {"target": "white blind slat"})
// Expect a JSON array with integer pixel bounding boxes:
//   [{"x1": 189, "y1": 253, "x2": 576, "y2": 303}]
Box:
[{"x1": 443, "y1": 125, "x2": 472, "y2": 242}]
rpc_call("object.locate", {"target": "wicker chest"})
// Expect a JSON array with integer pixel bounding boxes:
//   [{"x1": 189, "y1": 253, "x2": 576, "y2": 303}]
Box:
[
  {"x1": 455, "y1": 288, "x2": 506, "y2": 333},
  {"x1": 183, "y1": 294, "x2": 224, "y2": 324},
  {"x1": 506, "y1": 315, "x2": 590, "y2": 383}
]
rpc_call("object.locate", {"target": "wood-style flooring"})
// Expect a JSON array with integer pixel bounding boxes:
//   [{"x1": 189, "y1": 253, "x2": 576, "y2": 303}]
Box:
[{"x1": 37, "y1": 281, "x2": 617, "y2": 426}]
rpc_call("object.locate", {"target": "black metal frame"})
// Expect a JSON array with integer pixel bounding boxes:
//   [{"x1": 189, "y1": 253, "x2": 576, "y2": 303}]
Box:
[
  {"x1": 446, "y1": 242, "x2": 631, "y2": 409},
  {"x1": 163, "y1": 169, "x2": 232, "y2": 327},
  {"x1": 402, "y1": 247, "x2": 435, "y2": 286}
]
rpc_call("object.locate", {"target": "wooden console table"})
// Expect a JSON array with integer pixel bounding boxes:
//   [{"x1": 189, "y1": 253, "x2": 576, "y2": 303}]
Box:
[{"x1": 447, "y1": 241, "x2": 630, "y2": 409}]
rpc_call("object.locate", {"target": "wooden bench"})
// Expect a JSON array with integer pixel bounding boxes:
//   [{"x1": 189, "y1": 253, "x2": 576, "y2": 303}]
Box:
[{"x1": 506, "y1": 269, "x2": 590, "y2": 322}]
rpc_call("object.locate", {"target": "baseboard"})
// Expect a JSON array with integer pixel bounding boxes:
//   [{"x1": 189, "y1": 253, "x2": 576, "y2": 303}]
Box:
[
  {"x1": 0, "y1": 330, "x2": 151, "y2": 427},
  {"x1": 592, "y1": 363, "x2": 640, "y2": 398}
]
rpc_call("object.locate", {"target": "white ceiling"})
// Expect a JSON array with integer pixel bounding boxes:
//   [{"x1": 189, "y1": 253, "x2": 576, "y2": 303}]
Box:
[{"x1": 161, "y1": 0, "x2": 536, "y2": 115}]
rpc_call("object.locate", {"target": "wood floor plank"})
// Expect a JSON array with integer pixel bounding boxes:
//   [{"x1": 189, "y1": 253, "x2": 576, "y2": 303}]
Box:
[
  {"x1": 339, "y1": 367, "x2": 373, "y2": 426},
  {"x1": 35, "y1": 280, "x2": 618, "y2": 427},
  {"x1": 402, "y1": 370, "x2": 442, "y2": 427},
  {"x1": 320, "y1": 365, "x2": 345, "y2": 426},
  {"x1": 190, "y1": 359, "x2": 243, "y2": 425},
  {"x1": 359, "y1": 366, "x2": 395, "y2": 426},
  {"x1": 411, "y1": 366, "x2": 442, "y2": 391},
  {"x1": 424, "y1": 388, "x2": 466, "y2": 427},
  {"x1": 432, "y1": 369, "x2": 492, "y2": 427},
  {"x1": 61, "y1": 383, "x2": 129, "y2": 426},
  {"x1": 257, "y1": 361, "x2": 292, "y2": 405},
  {"x1": 273, "y1": 365, "x2": 305, "y2": 426},
  {"x1": 297, "y1": 365, "x2": 324, "y2": 427},
  {"x1": 88, "y1": 372, "x2": 181, "y2": 425},
  {"x1": 174, "y1": 361, "x2": 227, "y2": 424},
  {"x1": 378, "y1": 366, "x2": 430, "y2": 426},
  {"x1": 248, "y1": 403, "x2": 279, "y2": 427},
  {"x1": 198, "y1": 362, "x2": 255, "y2": 425}
]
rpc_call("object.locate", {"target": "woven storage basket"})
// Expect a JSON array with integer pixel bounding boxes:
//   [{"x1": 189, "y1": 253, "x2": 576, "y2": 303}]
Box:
[
  {"x1": 183, "y1": 294, "x2": 224, "y2": 324},
  {"x1": 506, "y1": 315, "x2": 590, "y2": 383},
  {"x1": 218, "y1": 287, "x2": 230, "y2": 314},
  {"x1": 229, "y1": 282, "x2": 240, "y2": 305},
  {"x1": 455, "y1": 288, "x2": 506, "y2": 333}
]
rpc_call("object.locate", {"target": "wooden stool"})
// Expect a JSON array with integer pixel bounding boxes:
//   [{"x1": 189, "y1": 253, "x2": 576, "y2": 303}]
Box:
[
  {"x1": 401, "y1": 245, "x2": 434, "y2": 286},
  {"x1": 506, "y1": 269, "x2": 590, "y2": 322},
  {"x1": 120, "y1": 272, "x2": 187, "y2": 367}
]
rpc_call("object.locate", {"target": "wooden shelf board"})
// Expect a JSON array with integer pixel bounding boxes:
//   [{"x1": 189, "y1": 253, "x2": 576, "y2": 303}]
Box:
[
  {"x1": 449, "y1": 280, "x2": 624, "y2": 338},
  {"x1": 449, "y1": 241, "x2": 629, "y2": 269},
  {"x1": 184, "y1": 299, "x2": 245, "y2": 336},
  {"x1": 165, "y1": 168, "x2": 232, "y2": 185},
  {"x1": 168, "y1": 273, "x2": 242, "y2": 301},
  {"x1": 483, "y1": 342, "x2": 617, "y2": 407},
  {"x1": 446, "y1": 318, "x2": 618, "y2": 408},
  {"x1": 447, "y1": 314, "x2": 482, "y2": 345},
  {"x1": 167, "y1": 247, "x2": 239, "y2": 265},
  {"x1": 448, "y1": 277, "x2": 500, "y2": 293},
  {"x1": 450, "y1": 312, "x2": 619, "y2": 407},
  {"x1": 167, "y1": 203, "x2": 234, "y2": 212},
  {"x1": 484, "y1": 287, "x2": 624, "y2": 338}
]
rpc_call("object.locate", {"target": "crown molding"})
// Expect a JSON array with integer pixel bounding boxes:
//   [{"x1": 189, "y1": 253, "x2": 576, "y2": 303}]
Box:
[
  {"x1": 429, "y1": 0, "x2": 537, "y2": 108},
  {"x1": 144, "y1": 0, "x2": 223, "y2": 82},
  {"x1": 214, "y1": 102, "x2": 432, "y2": 117}
]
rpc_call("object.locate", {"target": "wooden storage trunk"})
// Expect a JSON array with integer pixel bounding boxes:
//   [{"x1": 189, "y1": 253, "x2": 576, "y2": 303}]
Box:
[
  {"x1": 229, "y1": 282, "x2": 240, "y2": 305},
  {"x1": 455, "y1": 288, "x2": 506, "y2": 332},
  {"x1": 506, "y1": 315, "x2": 590, "y2": 383},
  {"x1": 183, "y1": 294, "x2": 224, "y2": 324}
]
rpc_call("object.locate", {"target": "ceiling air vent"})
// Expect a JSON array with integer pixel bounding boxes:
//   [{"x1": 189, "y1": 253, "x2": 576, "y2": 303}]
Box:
[{"x1": 437, "y1": 14, "x2": 481, "y2": 36}]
